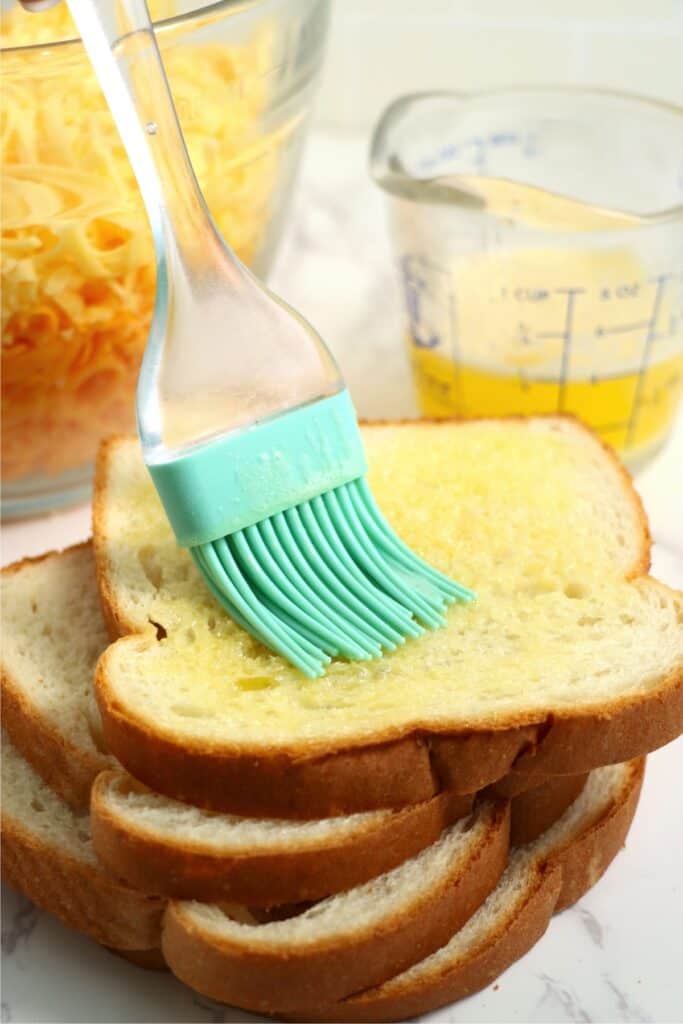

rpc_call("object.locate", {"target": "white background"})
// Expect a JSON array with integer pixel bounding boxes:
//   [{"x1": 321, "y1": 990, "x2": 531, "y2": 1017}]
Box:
[{"x1": 314, "y1": 0, "x2": 683, "y2": 131}]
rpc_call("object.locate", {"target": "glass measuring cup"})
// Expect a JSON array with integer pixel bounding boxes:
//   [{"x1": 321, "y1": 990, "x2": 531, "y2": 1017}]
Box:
[{"x1": 371, "y1": 88, "x2": 683, "y2": 470}]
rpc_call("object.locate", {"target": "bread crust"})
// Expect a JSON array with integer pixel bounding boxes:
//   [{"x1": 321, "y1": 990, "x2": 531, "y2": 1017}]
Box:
[
  {"x1": 92, "y1": 425, "x2": 683, "y2": 817},
  {"x1": 160, "y1": 803, "x2": 510, "y2": 1012},
  {"x1": 286, "y1": 864, "x2": 564, "y2": 1023},
  {"x1": 551, "y1": 758, "x2": 645, "y2": 912},
  {"x1": 90, "y1": 773, "x2": 472, "y2": 905},
  {"x1": 508, "y1": 772, "x2": 588, "y2": 847},
  {"x1": 283, "y1": 760, "x2": 645, "y2": 1023},
  {"x1": 90, "y1": 770, "x2": 582, "y2": 906},
  {"x1": 95, "y1": 660, "x2": 682, "y2": 815},
  {"x1": 1, "y1": 818, "x2": 165, "y2": 951}
]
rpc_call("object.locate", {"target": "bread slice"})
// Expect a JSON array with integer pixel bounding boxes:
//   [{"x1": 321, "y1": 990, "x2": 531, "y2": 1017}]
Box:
[
  {"x1": 0, "y1": 546, "x2": 472, "y2": 905},
  {"x1": 160, "y1": 803, "x2": 509, "y2": 1011},
  {"x1": 1, "y1": 545, "x2": 116, "y2": 810},
  {"x1": 91, "y1": 771, "x2": 472, "y2": 904},
  {"x1": 90, "y1": 768, "x2": 582, "y2": 903},
  {"x1": 0, "y1": 544, "x2": 577, "y2": 907},
  {"x1": 93, "y1": 421, "x2": 683, "y2": 815},
  {"x1": 285, "y1": 759, "x2": 645, "y2": 1022},
  {"x1": 1, "y1": 732, "x2": 165, "y2": 951},
  {"x1": 2, "y1": 728, "x2": 508, "y2": 1006},
  {"x1": 160, "y1": 759, "x2": 644, "y2": 1017},
  {"x1": 1, "y1": 724, "x2": 642, "y2": 1019}
]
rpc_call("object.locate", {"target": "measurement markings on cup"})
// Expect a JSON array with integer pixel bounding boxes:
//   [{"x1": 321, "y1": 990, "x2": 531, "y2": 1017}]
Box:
[
  {"x1": 555, "y1": 288, "x2": 585, "y2": 413},
  {"x1": 626, "y1": 274, "x2": 670, "y2": 447}
]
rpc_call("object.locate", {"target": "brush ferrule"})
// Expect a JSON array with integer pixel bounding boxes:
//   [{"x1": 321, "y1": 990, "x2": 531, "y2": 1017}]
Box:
[{"x1": 147, "y1": 389, "x2": 367, "y2": 547}]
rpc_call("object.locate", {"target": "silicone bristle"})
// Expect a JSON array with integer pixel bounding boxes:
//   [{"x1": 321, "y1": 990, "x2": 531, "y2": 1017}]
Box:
[
  {"x1": 190, "y1": 477, "x2": 474, "y2": 677},
  {"x1": 192, "y1": 544, "x2": 326, "y2": 677},
  {"x1": 353, "y1": 479, "x2": 476, "y2": 603},
  {"x1": 272, "y1": 511, "x2": 404, "y2": 650}
]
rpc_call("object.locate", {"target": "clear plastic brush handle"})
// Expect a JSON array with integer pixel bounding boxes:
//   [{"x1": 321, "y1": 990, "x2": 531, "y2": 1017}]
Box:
[{"x1": 66, "y1": 1, "x2": 343, "y2": 461}]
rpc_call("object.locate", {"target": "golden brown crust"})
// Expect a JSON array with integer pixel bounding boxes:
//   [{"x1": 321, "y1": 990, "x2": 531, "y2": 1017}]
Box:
[
  {"x1": 551, "y1": 758, "x2": 645, "y2": 912},
  {"x1": 509, "y1": 773, "x2": 588, "y2": 847},
  {"x1": 95, "y1": 687, "x2": 439, "y2": 815},
  {"x1": 89, "y1": 770, "x2": 579, "y2": 907},
  {"x1": 507, "y1": 690, "x2": 680, "y2": 781},
  {"x1": 1, "y1": 818, "x2": 165, "y2": 951},
  {"x1": 286, "y1": 864, "x2": 563, "y2": 1023},
  {"x1": 488, "y1": 769, "x2": 548, "y2": 799},
  {"x1": 90, "y1": 773, "x2": 473, "y2": 905},
  {"x1": 93, "y1": 425, "x2": 682, "y2": 817},
  {"x1": 0, "y1": 542, "x2": 91, "y2": 579},
  {"x1": 281, "y1": 759, "x2": 645, "y2": 1023},
  {"x1": 95, "y1": 659, "x2": 683, "y2": 815},
  {"x1": 160, "y1": 803, "x2": 510, "y2": 1012}
]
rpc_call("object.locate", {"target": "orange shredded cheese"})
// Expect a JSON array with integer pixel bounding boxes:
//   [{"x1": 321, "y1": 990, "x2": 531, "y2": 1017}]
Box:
[{"x1": 2, "y1": 3, "x2": 289, "y2": 483}]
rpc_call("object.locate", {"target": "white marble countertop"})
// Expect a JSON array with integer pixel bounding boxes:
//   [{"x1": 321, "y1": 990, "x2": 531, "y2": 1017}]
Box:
[{"x1": 2, "y1": 133, "x2": 683, "y2": 1024}]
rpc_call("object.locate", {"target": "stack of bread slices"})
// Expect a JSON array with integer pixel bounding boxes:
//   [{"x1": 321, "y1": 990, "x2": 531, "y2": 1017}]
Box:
[{"x1": 3, "y1": 417, "x2": 683, "y2": 1022}]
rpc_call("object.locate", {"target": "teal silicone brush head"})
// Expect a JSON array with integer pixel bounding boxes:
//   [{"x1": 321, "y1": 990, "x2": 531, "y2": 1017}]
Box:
[
  {"x1": 193, "y1": 479, "x2": 473, "y2": 678},
  {"x1": 149, "y1": 390, "x2": 474, "y2": 678},
  {"x1": 68, "y1": 0, "x2": 473, "y2": 678}
]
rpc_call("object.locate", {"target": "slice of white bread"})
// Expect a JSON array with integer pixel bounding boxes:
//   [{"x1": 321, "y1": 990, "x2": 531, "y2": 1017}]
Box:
[
  {"x1": 1, "y1": 545, "x2": 116, "y2": 809},
  {"x1": 0, "y1": 559, "x2": 584, "y2": 1014},
  {"x1": 1, "y1": 724, "x2": 643, "y2": 1019},
  {"x1": 0, "y1": 544, "x2": 577, "y2": 907},
  {"x1": 1, "y1": 728, "x2": 509, "y2": 1004},
  {"x1": 90, "y1": 771, "x2": 473, "y2": 904},
  {"x1": 161, "y1": 802, "x2": 507, "y2": 1011},
  {"x1": 1, "y1": 723, "x2": 641, "y2": 1020},
  {"x1": 90, "y1": 768, "x2": 584, "y2": 903},
  {"x1": 162, "y1": 759, "x2": 645, "y2": 1018},
  {"x1": 1, "y1": 733, "x2": 165, "y2": 951},
  {"x1": 156, "y1": 803, "x2": 510, "y2": 1011},
  {"x1": 93, "y1": 421, "x2": 683, "y2": 816},
  {"x1": 0, "y1": 546, "x2": 470, "y2": 905}
]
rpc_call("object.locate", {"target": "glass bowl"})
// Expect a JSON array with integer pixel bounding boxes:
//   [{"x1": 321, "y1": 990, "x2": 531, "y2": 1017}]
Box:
[{"x1": 1, "y1": 0, "x2": 331, "y2": 518}]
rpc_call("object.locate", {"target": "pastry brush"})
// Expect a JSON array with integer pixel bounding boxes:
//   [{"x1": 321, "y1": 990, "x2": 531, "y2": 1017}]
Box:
[{"x1": 67, "y1": 0, "x2": 474, "y2": 677}]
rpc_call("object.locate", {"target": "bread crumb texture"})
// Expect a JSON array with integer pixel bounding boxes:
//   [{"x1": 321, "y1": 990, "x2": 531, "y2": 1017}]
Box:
[
  {"x1": 1, "y1": 546, "x2": 113, "y2": 762},
  {"x1": 1, "y1": 734, "x2": 96, "y2": 864}
]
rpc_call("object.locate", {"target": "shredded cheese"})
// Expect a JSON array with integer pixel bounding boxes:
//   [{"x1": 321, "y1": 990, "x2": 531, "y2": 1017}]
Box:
[{"x1": 2, "y1": 3, "x2": 290, "y2": 482}]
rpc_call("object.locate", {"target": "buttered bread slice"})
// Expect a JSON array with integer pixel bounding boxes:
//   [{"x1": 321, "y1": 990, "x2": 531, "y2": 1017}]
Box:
[
  {"x1": 1, "y1": 546, "x2": 476, "y2": 906},
  {"x1": 94, "y1": 419, "x2": 683, "y2": 815},
  {"x1": 1, "y1": 544, "x2": 584, "y2": 905}
]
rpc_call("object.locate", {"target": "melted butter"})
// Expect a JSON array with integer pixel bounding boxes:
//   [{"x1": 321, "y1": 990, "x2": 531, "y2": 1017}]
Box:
[
  {"x1": 234, "y1": 676, "x2": 276, "y2": 691},
  {"x1": 408, "y1": 248, "x2": 683, "y2": 463}
]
